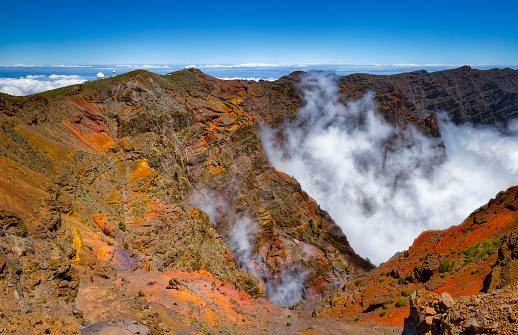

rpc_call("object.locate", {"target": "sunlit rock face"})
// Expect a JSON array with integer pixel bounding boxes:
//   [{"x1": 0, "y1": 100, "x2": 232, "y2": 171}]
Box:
[{"x1": 0, "y1": 66, "x2": 517, "y2": 333}]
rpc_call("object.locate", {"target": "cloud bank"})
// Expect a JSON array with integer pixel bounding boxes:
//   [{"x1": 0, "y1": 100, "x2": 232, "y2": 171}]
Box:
[
  {"x1": 218, "y1": 77, "x2": 277, "y2": 82},
  {"x1": 0, "y1": 74, "x2": 87, "y2": 96},
  {"x1": 261, "y1": 71, "x2": 518, "y2": 265}
]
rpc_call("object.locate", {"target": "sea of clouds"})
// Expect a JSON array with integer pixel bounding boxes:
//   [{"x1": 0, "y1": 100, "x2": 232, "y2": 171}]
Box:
[
  {"x1": 0, "y1": 74, "x2": 87, "y2": 96},
  {"x1": 261, "y1": 71, "x2": 518, "y2": 265}
]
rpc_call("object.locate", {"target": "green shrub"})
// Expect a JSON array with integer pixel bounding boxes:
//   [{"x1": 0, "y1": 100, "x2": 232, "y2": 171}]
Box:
[
  {"x1": 396, "y1": 297, "x2": 407, "y2": 308},
  {"x1": 379, "y1": 310, "x2": 387, "y2": 316},
  {"x1": 354, "y1": 317, "x2": 360, "y2": 322},
  {"x1": 309, "y1": 219, "x2": 315, "y2": 229},
  {"x1": 286, "y1": 322, "x2": 292, "y2": 327},
  {"x1": 379, "y1": 278, "x2": 385, "y2": 283},
  {"x1": 480, "y1": 239, "x2": 499, "y2": 257},
  {"x1": 355, "y1": 279, "x2": 362, "y2": 286},
  {"x1": 382, "y1": 303, "x2": 389, "y2": 310},
  {"x1": 463, "y1": 243, "x2": 480, "y2": 258},
  {"x1": 438, "y1": 260, "x2": 453, "y2": 273},
  {"x1": 401, "y1": 288, "x2": 412, "y2": 297}
]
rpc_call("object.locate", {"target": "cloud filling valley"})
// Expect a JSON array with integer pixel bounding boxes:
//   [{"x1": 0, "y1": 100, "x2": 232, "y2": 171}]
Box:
[{"x1": 261, "y1": 71, "x2": 518, "y2": 265}]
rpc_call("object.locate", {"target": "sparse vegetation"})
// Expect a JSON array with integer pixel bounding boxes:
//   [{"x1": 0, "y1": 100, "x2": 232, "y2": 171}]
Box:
[
  {"x1": 401, "y1": 288, "x2": 412, "y2": 297},
  {"x1": 438, "y1": 260, "x2": 454, "y2": 273},
  {"x1": 309, "y1": 219, "x2": 321, "y2": 236},
  {"x1": 396, "y1": 297, "x2": 407, "y2": 308}
]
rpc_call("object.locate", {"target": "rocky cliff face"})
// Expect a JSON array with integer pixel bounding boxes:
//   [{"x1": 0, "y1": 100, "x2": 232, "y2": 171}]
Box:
[
  {"x1": 0, "y1": 66, "x2": 517, "y2": 333},
  {"x1": 338, "y1": 66, "x2": 518, "y2": 126},
  {"x1": 405, "y1": 281, "x2": 518, "y2": 335}
]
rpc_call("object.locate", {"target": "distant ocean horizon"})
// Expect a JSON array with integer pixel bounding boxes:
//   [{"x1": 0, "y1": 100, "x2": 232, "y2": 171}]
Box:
[{"x1": 1, "y1": 63, "x2": 516, "y2": 96}]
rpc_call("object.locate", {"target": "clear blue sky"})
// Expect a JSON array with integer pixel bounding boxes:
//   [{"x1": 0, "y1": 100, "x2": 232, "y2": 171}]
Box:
[{"x1": 2, "y1": 0, "x2": 517, "y2": 66}]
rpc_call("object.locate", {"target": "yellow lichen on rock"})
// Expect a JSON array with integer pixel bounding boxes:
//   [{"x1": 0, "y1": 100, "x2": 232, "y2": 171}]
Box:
[{"x1": 71, "y1": 228, "x2": 83, "y2": 262}]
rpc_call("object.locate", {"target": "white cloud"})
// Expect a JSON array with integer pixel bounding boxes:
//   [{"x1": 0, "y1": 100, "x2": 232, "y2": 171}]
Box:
[
  {"x1": 0, "y1": 64, "x2": 44, "y2": 68},
  {"x1": 261, "y1": 71, "x2": 518, "y2": 265},
  {"x1": 141, "y1": 65, "x2": 170, "y2": 68},
  {"x1": 48, "y1": 65, "x2": 92, "y2": 68},
  {"x1": 218, "y1": 77, "x2": 277, "y2": 81},
  {"x1": 192, "y1": 63, "x2": 301, "y2": 69},
  {"x1": 0, "y1": 74, "x2": 87, "y2": 96}
]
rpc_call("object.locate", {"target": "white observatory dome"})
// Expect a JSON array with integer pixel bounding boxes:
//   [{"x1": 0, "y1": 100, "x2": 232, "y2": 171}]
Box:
[{"x1": 96, "y1": 72, "x2": 105, "y2": 79}]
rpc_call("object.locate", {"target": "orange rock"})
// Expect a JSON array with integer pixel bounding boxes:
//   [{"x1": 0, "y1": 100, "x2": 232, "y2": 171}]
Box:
[
  {"x1": 92, "y1": 214, "x2": 108, "y2": 230},
  {"x1": 98, "y1": 245, "x2": 113, "y2": 261}
]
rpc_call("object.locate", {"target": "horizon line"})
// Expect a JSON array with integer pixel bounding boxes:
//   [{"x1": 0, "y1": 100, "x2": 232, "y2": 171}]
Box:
[{"x1": 1, "y1": 63, "x2": 517, "y2": 68}]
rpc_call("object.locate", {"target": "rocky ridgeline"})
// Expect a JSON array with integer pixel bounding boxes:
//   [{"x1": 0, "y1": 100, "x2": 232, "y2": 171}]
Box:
[{"x1": 405, "y1": 282, "x2": 518, "y2": 335}]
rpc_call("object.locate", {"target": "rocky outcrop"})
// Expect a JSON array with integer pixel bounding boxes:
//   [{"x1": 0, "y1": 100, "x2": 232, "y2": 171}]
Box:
[
  {"x1": 404, "y1": 283, "x2": 518, "y2": 335},
  {"x1": 0, "y1": 212, "x2": 81, "y2": 334},
  {"x1": 483, "y1": 231, "x2": 518, "y2": 292}
]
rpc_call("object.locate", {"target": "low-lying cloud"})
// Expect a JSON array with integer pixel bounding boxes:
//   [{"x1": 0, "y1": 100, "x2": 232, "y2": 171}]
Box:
[
  {"x1": 0, "y1": 74, "x2": 87, "y2": 96},
  {"x1": 261, "y1": 71, "x2": 518, "y2": 265}
]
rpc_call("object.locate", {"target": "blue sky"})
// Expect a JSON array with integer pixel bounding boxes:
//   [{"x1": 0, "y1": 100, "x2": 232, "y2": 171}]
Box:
[{"x1": 2, "y1": 0, "x2": 517, "y2": 66}]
